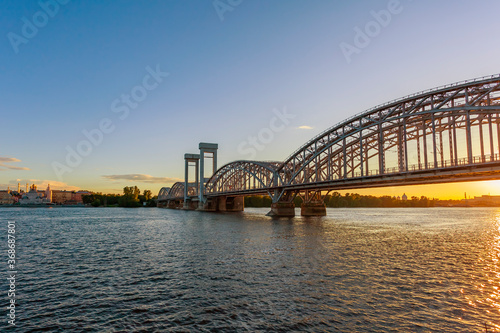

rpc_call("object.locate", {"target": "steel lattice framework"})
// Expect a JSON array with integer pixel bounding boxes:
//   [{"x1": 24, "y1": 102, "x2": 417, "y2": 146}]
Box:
[
  {"x1": 204, "y1": 161, "x2": 283, "y2": 196},
  {"x1": 157, "y1": 187, "x2": 171, "y2": 201},
  {"x1": 164, "y1": 74, "x2": 500, "y2": 201},
  {"x1": 165, "y1": 182, "x2": 197, "y2": 200},
  {"x1": 277, "y1": 75, "x2": 500, "y2": 188}
]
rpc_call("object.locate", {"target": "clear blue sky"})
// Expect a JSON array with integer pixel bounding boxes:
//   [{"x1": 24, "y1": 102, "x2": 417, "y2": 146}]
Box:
[{"x1": 2, "y1": 0, "x2": 500, "y2": 195}]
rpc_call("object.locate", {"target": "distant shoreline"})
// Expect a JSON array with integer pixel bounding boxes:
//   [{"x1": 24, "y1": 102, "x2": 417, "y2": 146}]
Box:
[{"x1": 1, "y1": 205, "x2": 498, "y2": 209}]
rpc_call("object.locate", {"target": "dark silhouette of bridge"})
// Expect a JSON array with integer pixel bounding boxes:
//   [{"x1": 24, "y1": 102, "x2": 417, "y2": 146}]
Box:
[{"x1": 158, "y1": 74, "x2": 500, "y2": 216}]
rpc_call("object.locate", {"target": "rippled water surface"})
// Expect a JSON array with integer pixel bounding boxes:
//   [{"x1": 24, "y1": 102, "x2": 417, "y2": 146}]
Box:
[{"x1": 1, "y1": 207, "x2": 500, "y2": 332}]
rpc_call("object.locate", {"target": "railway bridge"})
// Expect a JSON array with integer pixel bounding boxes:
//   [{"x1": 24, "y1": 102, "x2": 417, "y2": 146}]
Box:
[{"x1": 158, "y1": 74, "x2": 500, "y2": 216}]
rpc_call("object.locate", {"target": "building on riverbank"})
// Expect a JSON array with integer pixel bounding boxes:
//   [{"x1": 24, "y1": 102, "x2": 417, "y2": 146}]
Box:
[
  {"x1": 1, "y1": 184, "x2": 89, "y2": 205},
  {"x1": 19, "y1": 184, "x2": 51, "y2": 205},
  {"x1": 466, "y1": 195, "x2": 500, "y2": 206},
  {"x1": 45, "y1": 184, "x2": 89, "y2": 205},
  {"x1": 0, "y1": 190, "x2": 15, "y2": 205}
]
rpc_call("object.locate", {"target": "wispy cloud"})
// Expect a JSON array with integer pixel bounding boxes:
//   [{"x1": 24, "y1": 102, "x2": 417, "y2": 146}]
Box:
[
  {"x1": 102, "y1": 174, "x2": 182, "y2": 184},
  {"x1": 297, "y1": 125, "x2": 314, "y2": 130},
  {"x1": 0, "y1": 157, "x2": 30, "y2": 171}
]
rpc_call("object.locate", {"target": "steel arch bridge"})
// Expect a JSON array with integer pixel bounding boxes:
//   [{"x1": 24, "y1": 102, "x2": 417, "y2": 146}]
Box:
[
  {"x1": 157, "y1": 183, "x2": 197, "y2": 208},
  {"x1": 159, "y1": 74, "x2": 500, "y2": 215}
]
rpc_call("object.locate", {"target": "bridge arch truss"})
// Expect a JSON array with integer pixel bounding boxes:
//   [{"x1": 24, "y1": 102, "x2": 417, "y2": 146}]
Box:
[
  {"x1": 162, "y1": 182, "x2": 197, "y2": 200},
  {"x1": 277, "y1": 75, "x2": 500, "y2": 189},
  {"x1": 204, "y1": 160, "x2": 283, "y2": 197}
]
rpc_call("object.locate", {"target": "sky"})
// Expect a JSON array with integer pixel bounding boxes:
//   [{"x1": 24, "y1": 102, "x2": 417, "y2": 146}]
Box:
[{"x1": 1, "y1": 0, "x2": 500, "y2": 198}]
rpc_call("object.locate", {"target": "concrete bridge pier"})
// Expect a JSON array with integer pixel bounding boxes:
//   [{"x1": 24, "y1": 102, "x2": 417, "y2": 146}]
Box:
[
  {"x1": 300, "y1": 191, "x2": 326, "y2": 216},
  {"x1": 267, "y1": 190, "x2": 296, "y2": 217},
  {"x1": 182, "y1": 198, "x2": 198, "y2": 210},
  {"x1": 217, "y1": 196, "x2": 244, "y2": 212},
  {"x1": 196, "y1": 197, "x2": 217, "y2": 212},
  {"x1": 267, "y1": 202, "x2": 295, "y2": 217},
  {"x1": 301, "y1": 201, "x2": 326, "y2": 216},
  {"x1": 167, "y1": 200, "x2": 182, "y2": 209},
  {"x1": 197, "y1": 196, "x2": 244, "y2": 212}
]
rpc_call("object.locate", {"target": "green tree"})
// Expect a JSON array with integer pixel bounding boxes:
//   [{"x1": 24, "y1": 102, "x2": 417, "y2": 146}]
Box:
[
  {"x1": 143, "y1": 190, "x2": 152, "y2": 201},
  {"x1": 133, "y1": 186, "x2": 140, "y2": 200},
  {"x1": 82, "y1": 194, "x2": 95, "y2": 205},
  {"x1": 119, "y1": 186, "x2": 141, "y2": 207}
]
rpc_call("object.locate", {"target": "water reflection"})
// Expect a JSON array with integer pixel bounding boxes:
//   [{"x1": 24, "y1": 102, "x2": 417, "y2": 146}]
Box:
[
  {"x1": 475, "y1": 211, "x2": 500, "y2": 330},
  {"x1": 1, "y1": 207, "x2": 499, "y2": 331}
]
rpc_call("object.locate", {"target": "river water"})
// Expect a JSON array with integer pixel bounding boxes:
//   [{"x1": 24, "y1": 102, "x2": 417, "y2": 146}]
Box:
[{"x1": 0, "y1": 207, "x2": 499, "y2": 332}]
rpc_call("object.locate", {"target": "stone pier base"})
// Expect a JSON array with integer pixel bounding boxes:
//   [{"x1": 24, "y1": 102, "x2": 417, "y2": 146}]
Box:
[
  {"x1": 266, "y1": 202, "x2": 295, "y2": 217},
  {"x1": 218, "y1": 196, "x2": 244, "y2": 212},
  {"x1": 182, "y1": 199, "x2": 198, "y2": 210},
  {"x1": 168, "y1": 200, "x2": 182, "y2": 209},
  {"x1": 197, "y1": 196, "x2": 244, "y2": 212},
  {"x1": 301, "y1": 201, "x2": 326, "y2": 216},
  {"x1": 197, "y1": 199, "x2": 217, "y2": 212}
]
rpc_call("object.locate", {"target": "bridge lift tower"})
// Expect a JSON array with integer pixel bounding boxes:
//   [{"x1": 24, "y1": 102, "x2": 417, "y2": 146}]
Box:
[
  {"x1": 183, "y1": 153, "x2": 200, "y2": 209},
  {"x1": 198, "y1": 142, "x2": 218, "y2": 208}
]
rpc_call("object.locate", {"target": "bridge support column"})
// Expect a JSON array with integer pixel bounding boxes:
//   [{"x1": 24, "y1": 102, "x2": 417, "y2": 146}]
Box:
[
  {"x1": 184, "y1": 153, "x2": 200, "y2": 209},
  {"x1": 266, "y1": 202, "x2": 295, "y2": 217},
  {"x1": 301, "y1": 201, "x2": 326, "y2": 216},
  {"x1": 299, "y1": 190, "x2": 326, "y2": 216},
  {"x1": 182, "y1": 198, "x2": 198, "y2": 210},
  {"x1": 217, "y1": 196, "x2": 244, "y2": 212},
  {"x1": 198, "y1": 143, "x2": 218, "y2": 209},
  {"x1": 167, "y1": 200, "x2": 182, "y2": 209},
  {"x1": 197, "y1": 197, "x2": 217, "y2": 212}
]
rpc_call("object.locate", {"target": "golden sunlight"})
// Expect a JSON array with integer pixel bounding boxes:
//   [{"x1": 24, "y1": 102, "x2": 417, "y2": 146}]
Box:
[{"x1": 337, "y1": 180, "x2": 500, "y2": 200}]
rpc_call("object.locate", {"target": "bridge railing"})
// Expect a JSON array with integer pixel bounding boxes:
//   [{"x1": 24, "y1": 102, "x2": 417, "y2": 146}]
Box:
[
  {"x1": 344, "y1": 153, "x2": 500, "y2": 179},
  {"x1": 310, "y1": 153, "x2": 500, "y2": 181}
]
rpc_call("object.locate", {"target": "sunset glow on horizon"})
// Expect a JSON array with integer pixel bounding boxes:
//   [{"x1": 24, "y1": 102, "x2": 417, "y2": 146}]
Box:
[{"x1": 337, "y1": 180, "x2": 500, "y2": 201}]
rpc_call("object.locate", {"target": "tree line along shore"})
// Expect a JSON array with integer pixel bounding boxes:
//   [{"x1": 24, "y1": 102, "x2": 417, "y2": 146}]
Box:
[{"x1": 83, "y1": 187, "x2": 489, "y2": 208}]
